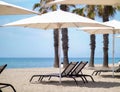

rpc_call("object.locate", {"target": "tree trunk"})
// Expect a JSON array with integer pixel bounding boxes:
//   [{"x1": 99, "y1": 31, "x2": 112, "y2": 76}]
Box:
[
  {"x1": 61, "y1": 28, "x2": 69, "y2": 68},
  {"x1": 103, "y1": 6, "x2": 109, "y2": 67},
  {"x1": 60, "y1": 5, "x2": 69, "y2": 68},
  {"x1": 53, "y1": 29, "x2": 59, "y2": 68},
  {"x1": 103, "y1": 34, "x2": 109, "y2": 67},
  {"x1": 89, "y1": 34, "x2": 95, "y2": 67},
  {"x1": 87, "y1": 11, "x2": 96, "y2": 67}
]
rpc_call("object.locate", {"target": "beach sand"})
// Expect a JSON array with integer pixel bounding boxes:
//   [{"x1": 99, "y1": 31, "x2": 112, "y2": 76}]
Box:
[{"x1": 0, "y1": 66, "x2": 120, "y2": 92}]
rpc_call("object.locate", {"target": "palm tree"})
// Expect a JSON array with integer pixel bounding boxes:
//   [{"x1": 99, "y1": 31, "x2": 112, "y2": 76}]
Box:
[
  {"x1": 86, "y1": 5, "x2": 96, "y2": 67},
  {"x1": 73, "y1": 5, "x2": 96, "y2": 67},
  {"x1": 97, "y1": 5, "x2": 116, "y2": 67},
  {"x1": 73, "y1": 5, "x2": 120, "y2": 67},
  {"x1": 33, "y1": 0, "x2": 59, "y2": 67},
  {"x1": 33, "y1": 1, "x2": 70, "y2": 68}
]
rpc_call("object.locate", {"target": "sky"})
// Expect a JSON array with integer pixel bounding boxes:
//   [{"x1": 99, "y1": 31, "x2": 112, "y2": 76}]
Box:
[{"x1": 0, "y1": 0, "x2": 120, "y2": 58}]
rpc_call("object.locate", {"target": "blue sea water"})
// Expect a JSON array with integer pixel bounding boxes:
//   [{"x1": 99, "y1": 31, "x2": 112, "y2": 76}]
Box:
[{"x1": 0, "y1": 57, "x2": 120, "y2": 68}]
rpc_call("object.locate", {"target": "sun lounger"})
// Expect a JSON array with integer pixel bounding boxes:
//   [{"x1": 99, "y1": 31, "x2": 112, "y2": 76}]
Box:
[
  {"x1": 0, "y1": 64, "x2": 16, "y2": 92},
  {"x1": 30, "y1": 62, "x2": 79, "y2": 85},
  {"x1": 0, "y1": 83, "x2": 16, "y2": 92},
  {"x1": 70, "y1": 61, "x2": 95, "y2": 84},
  {"x1": 92, "y1": 66, "x2": 120, "y2": 76},
  {"x1": 0, "y1": 64, "x2": 7, "y2": 74}
]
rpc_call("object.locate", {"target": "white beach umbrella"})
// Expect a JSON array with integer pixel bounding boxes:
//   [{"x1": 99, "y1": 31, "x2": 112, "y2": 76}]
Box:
[
  {"x1": 116, "y1": 35, "x2": 120, "y2": 38},
  {"x1": 79, "y1": 27, "x2": 114, "y2": 34},
  {"x1": 105, "y1": 20, "x2": 120, "y2": 29},
  {"x1": 106, "y1": 20, "x2": 120, "y2": 74},
  {"x1": 79, "y1": 20, "x2": 120, "y2": 76},
  {"x1": 2, "y1": 10, "x2": 108, "y2": 83},
  {"x1": 82, "y1": 20, "x2": 120, "y2": 40},
  {"x1": 47, "y1": 0, "x2": 120, "y2": 6},
  {"x1": 0, "y1": 1, "x2": 38, "y2": 15},
  {"x1": 2, "y1": 10, "x2": 107, "y2": 28}
]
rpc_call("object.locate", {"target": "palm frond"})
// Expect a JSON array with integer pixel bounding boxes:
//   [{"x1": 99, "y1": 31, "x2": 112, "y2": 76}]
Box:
[
  {"x1": 33, "y1": 3, "x2": 40, "y2": 10},
  {"x1": 72, "y1": 8, "x2": 85, "y2": 16},
  {"x1": 106, "y1": 6, "x2": 116, "y2": 17},
  {"x1": 115, "y1": 6, "x2": 120, "y2": 11}
]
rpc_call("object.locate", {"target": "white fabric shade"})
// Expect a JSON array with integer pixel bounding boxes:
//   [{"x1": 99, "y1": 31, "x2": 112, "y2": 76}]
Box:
[
  {"x1": 2, "y1": 10, "x2": 107, "y2": 29},
  {"x1": 0, "y1": 1, "x2": 38, "y2": 15},
  {"x1": 105, "y1": 20, "x2": 120, "y2": 29},
  {"x1": 116, "y1": 35, "x2": 120, "y2": 38},
  {"x1": 79, "y1": 20, "x2": 120, "y2": 34},
  {"x1": 79, "y1": 27, "x2": 114, "y2": 34},
  {"x1": 47, "y1": 0, "x2": 120, "y2": 6}
]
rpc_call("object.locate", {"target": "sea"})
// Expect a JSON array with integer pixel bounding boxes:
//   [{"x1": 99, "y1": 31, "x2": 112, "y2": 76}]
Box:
[{"x1": 0, "y1": 57, "x2": 120, "y2": 68}]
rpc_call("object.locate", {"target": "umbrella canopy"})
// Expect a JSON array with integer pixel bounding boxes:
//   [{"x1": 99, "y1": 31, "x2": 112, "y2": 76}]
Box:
[
  {"x1": 79, "y1": 27, "x2": 114, "y2": 34},
  {"x1": 116, "y1": 35, "x2": 120, "y2": 38},
  {"x1": 1, "y1": 10, "x2": 108, "y2": 83},
  {"x1": 2, "y1": 10, "x2": 107, "y2": 29},
  {"x1": 79, "y1": 20, "x2": 120, "y2": 77},
  {"x1": 47, "y1": 0, "x2": 120, "y2": 6},
  {"x1": 105, "y1": 20, "x2": 120, "y2": 29},
  {"x1": 0, "y1": 1, "x2": 38, "y2": 15},
  {"x1": 80, "y1": 20, "x2": 120, "y2": 34}
]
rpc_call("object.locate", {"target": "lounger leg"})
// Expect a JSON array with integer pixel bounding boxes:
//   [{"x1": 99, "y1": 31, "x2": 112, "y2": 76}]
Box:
[
  {"x1": 84, "y1": 75, "x2": 95, "y2": 82},
  {"x1": 79, "y1": 76, "x2": 86, "y2": 83},
  {"x1": 96, "y1": 72, "x2": 98, "y2": 75},
  {"x1": 9, "y1": 84, "x2": 16, "y2": 92},
  {"x1": 38, "y1": 76, "x2": 42, "y2": 81},
  {"x1": 98, "y1": 72, "x2": 101, "y2": 75},
  {"x1": 88, "y1": 75, "x2": 95, "y2": 82},
  {"x1": 0, "y1": 83, "x2": 16, "y2": 92},
  {"x1": 82, "y1": 76, "x2": 88, "y2": 83},
  {"x1": 40, "y1": 76, "x2": 44, "y2": 81},
  {"x1": 48, "y1": 76, "x2": 51, "y2": 80},
  {"x1": 92, "y1": 71, "x2": 95, "y2": 75},
  {"x1": 71, "y1": 77, "x2": 78, "y2": 86},
  {"x1": 30, "y1": 77, "x2": 33, "y2": 82}
]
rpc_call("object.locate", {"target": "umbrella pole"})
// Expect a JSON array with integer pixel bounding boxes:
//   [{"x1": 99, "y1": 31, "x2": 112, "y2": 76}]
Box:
[
  {"x1": 112, "y1": 31, "x2": 115, "y2": 77},
  {"x1": 58, "y1": 28, "x2": 62, "y2": 83}
]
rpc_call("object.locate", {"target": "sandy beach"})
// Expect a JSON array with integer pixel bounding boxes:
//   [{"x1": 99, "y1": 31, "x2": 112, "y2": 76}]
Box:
[{"x1": 0, "y1": 66, "x2": 120, "y2": 92}]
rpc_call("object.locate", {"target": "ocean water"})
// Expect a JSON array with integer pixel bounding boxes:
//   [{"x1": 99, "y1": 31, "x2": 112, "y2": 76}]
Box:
[{"x1": 0, "y1": 57, "x2": 120, "y2": 68}]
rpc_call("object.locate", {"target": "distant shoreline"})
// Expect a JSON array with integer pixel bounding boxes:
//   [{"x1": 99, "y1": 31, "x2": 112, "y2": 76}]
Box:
[
  {"x1": 0, "y1": 57, "x2": 120, "y2": 58},
  {"x1": 0, "y1": 57, "x2": 120, "y2": 69}
]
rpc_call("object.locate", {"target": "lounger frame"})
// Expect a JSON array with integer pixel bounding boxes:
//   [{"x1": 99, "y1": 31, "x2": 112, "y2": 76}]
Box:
[
  {"x1": 30, "y1": 62, "x2": 79, "y2": 85},
  {"x1": 0, "y1": 64, "x2": 16, "y2": 92}
]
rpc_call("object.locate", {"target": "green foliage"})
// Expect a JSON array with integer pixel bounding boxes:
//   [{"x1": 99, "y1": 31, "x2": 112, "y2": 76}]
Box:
[
  {"x1": 72, "y1": 5, "x2": 96, "y2": 19},
  {"x1": 72, "y1": 5, "x2": 120, "y2": 19},
  {"x1": 72, "y1": 8, "x2": 85, "y2": 16},
  {"x1": 33, "y1": 3, "x2": 40, "y2": 10},
  {"x1": 32, "y1": 0, "x2": 57, "y2": 13},
  {"x1": 116, "y1": 6, "x2": 120, "y2": 10}
]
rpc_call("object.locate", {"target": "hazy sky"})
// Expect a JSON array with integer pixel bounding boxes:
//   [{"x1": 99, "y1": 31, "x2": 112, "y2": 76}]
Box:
[{"x1": 0, "y1": 0, "x2": 120, "y2": 58}]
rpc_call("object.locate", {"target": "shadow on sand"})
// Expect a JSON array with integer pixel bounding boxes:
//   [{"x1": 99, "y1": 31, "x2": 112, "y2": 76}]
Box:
[{"x1": 32, "y1": 79, "x2": 120, "y2": 88}]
